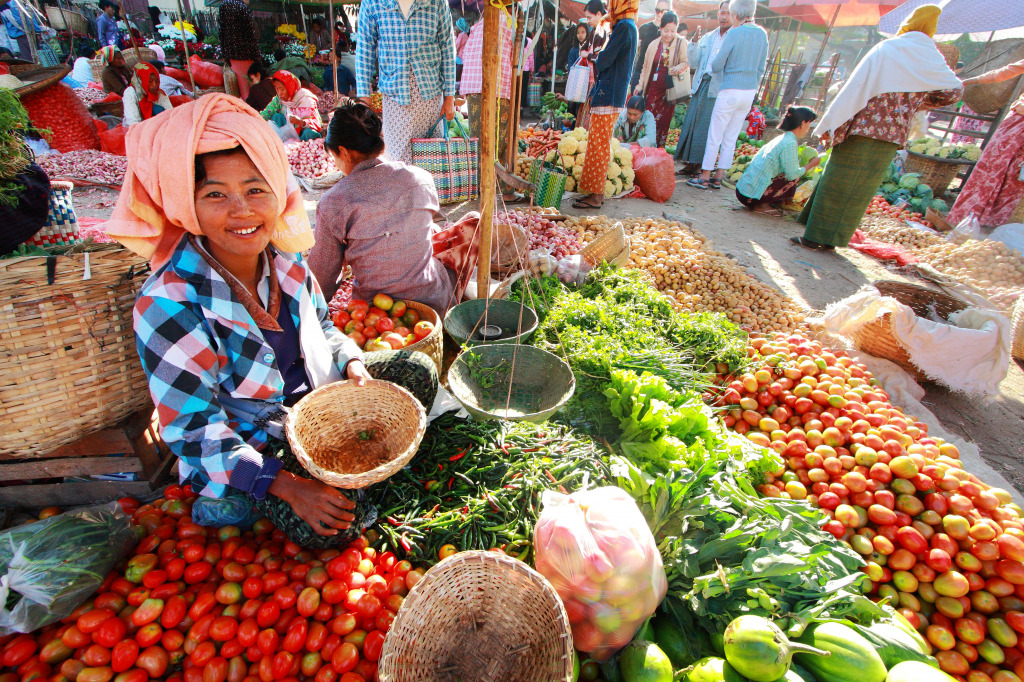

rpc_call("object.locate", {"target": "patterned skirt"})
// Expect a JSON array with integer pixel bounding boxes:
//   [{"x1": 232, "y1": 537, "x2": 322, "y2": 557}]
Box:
[
  {"x1": 580, "y1": 111, "x2": 618, "y2": 195},
  {"x1": 674, "y1": 75, "x2": 715, "y2": 166},
  {"x1": 382, "y1": 70, "x2": 443, "y2": 165},
  {"x1": 947, "y1": 112, "x2": 1024, "y2": 228}
]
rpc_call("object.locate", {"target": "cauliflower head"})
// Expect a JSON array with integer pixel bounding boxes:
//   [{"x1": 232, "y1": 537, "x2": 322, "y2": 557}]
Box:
[
  {"x1": 571, "y1": 128, "x2": 588, "y2": 141},
  {"x1": 622, "y1": 167, "x2": 635, "y2": 185},
  {"x1": 564, "y1": 177, "x2": 576, "y2": 192},
  {"x1": 963, "y1": 145, "x2": 981, "y2": 162},
  {"x1": 544, "y1": 150, "x2": 558, "y2": 163},
  {"x1": 558, "y1": 136, "x2": 579, "y2": 156},
  {"x1": 578, "y1": 140, "x2": 588, "y2": 154},
  {"x1": 560, "y1": 154, "x2": 575, "y2": 169},
  {"x1": 604, "y1": 179, "x2": 616, "y2": 198},
  {"x1": 607, "y1": 161, "x2": 621, "y2": 178},
  {"x1": 909, "y1": 143, "x2": 928, "y2": 154},
  {"x1": 937, "y1": 147, "x2": 952, "y2": 159},
  {"x1": 571, "y1": 165, "x2": 583, "y2": 180},
  {"x1": 612, "y1": 178, "x2": 623, "y2": 195}
]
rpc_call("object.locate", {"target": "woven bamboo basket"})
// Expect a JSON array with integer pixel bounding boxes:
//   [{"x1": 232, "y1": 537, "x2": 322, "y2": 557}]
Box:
[
  {"x1": 400, "y1": 300, "x2": 443, "y2": 372},
  {"x1": 1012, "y1": 295, "x2": 1024, "y2": 361},
  {"x1": 378, "y1": 550, "x2": 574, "y2": 682},
  {"x1": 89, "y1": 57, "x2": 103, "y2": 82},
  {"x1": 0, "y1": 246, "x2": 153, "y2": 458},
  {"x1": 444, "y1": 298, "x2": 538, "y2": 347},
  {"x1": 903, "y1": 151, "x2": 972, "y2": 196},
  {"x1": 45, "y1": 6, "x2": 89, "y2": 33},
  {"x1": 13, "y1": 66, "x2": 71, "y2": 98},
  {"x1": 850, "y1": 281, "x2": 969, "y2": 383},
  {"x1": 490, "y1": 223, "x2": 528, "y2": 276},
  {"x1": 448, "y1": 344, "x2": 575, "y2": 422},
  {"x1": 124, "y1": 47, "x2": 158, "y2": 70},
  {"x1": 580, "y1": 223, "x2": 629, "y2": 267},
  {"x1": 1011, "y1": 195, "x2": 1024, "y2": 225},
  {"x1": 285, "y1": 380, "x2": 426, "y2": 488},
  {"x1": 963, "y1": 42, "x2": 1024, "y2": 115}
]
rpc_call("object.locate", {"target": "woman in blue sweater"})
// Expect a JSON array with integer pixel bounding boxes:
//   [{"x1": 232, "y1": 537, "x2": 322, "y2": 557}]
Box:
[
  {"x1": 573, "y1": 0, "x2": 638, "y2": 209},
  {"x1": 687, "y1": 0, "x2": 767, "y2": 190}
]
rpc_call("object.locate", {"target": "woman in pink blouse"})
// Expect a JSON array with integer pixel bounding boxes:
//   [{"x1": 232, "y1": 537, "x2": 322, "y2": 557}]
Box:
[
  {"x1": 947, "y1": 60, "x2": 1024, "y2": 227},
  {"x1": 308, "y1": 102, "x2": 457, "y2": 316}
]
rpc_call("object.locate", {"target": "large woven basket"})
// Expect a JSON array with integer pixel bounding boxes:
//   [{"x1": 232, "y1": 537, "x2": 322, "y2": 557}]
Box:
[
  {"x1": 124, "y1": 47, "x2": 158, "y2": 70},
  {"x1": 962, "y1": 41, "x2": 1024, "y2": 115},
  {"x1": 448, "y1": 344, "x2": 575, "y2": 422},
  {"x1": 851, "y1": 281, "x2": 969, "y2": 383},
  {"x1": 45, "y1": 5, "x2": 89, "y2": 33},
  {"x1": 1012, "y1": 295, "x2": 1024, "y2": 362},
  {"x1": 1011, "y1": 194, "x2": 1024, "y2": 225},
  {"x1": 378, "y1": 550, "x2": 574, "y2": 682},
  {"x1": 490, "y1": 223, "x2": 529, "y2": 276},
  {"x1": 0, "y1": 246, "x2": 152, "y2": 458},
  {"x1": 444, "y1": 298, "x2": 538, "y2": 347},
  {"x1": 285, "y1": 380, "x2": 426, "y2": 488},
  {"x1": 903, "y1": 151, "x2": 972, "y2": 196},
  {"x1": 401, "y1": 300, "x2": 443, "y2": 373}
]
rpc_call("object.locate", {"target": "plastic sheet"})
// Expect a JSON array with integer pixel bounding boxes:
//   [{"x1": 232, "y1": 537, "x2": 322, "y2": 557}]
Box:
[
  {"x1": 534, "y1": 486, "x2": 667, "y2": 661},
  {"x1": 0, "y1": 503, "x2": 137, "y2": 634}
]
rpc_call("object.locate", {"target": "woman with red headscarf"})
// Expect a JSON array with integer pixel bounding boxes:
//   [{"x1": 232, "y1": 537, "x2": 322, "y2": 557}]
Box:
[
  {"x1": 122, "y1": 62, "x2": 172, "y2": 127},
  {"x1": 267, "y1": 70, "x2": 323, "y2": 141}
]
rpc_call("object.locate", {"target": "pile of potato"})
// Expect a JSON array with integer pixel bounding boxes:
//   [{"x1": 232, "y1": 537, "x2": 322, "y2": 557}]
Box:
[
  {"x1": 565, "y1": 215, "x2": 806, "y2": 332},
  {"x1": 859, "y1": 215, "x2": 1024, "y2": 311}
]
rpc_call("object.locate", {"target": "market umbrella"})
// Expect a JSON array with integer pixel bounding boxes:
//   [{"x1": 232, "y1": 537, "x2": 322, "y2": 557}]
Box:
[
  {"x1": 767, "y1": 0, "x2": 906, "y2": 27},
  {"x1": 878, "y1": 0, "x2": 1024, "y2": 40}
]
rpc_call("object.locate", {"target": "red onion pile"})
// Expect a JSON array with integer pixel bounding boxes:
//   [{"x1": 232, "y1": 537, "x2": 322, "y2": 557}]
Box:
[
  {"x1": 285, "y1": 139, "x2": 337, "y2": 179},
  {"x1": 37, "y1": 150, "x2": 128, "y2": 186},
  {"x1": 21, "y1": 83, "x2": 101, "y2": 152},
  {"x1": 73, "y1": 87, "x2": 106, "y2": 106},
  {"x1": 497, "y1": 210, "x2": 582, "y2": 260}
]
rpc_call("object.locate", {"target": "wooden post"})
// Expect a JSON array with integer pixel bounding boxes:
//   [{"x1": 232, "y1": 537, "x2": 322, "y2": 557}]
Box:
[
  {"x1": 176, "y1": 0, "x2": 198, "y2": 95},
  {"x1": 329, "y1": 0, "x2": 338, "y2": 102},
  {"x1": 551, "y1": 0, "x2": 558, "y2": 93},
  {"x1": 505, "y1": 8, "x2": 525, "y2": 180},
  {"x1": 477, "y1": 0, "x2": 500, "y2": 299}
]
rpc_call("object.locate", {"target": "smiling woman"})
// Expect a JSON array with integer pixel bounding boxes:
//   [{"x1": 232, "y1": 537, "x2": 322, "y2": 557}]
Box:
[{"x1": 100, "y1": 94, "x2": 439, "y2": 548}]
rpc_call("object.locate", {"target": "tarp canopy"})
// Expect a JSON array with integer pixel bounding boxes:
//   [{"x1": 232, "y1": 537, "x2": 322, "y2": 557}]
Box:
[
  {"x1": 768, "y1": 0, "x2": 906, "y2": 27},
  {"x1": 879, "y1": 0, "x2": 1024, "y2": 40}
]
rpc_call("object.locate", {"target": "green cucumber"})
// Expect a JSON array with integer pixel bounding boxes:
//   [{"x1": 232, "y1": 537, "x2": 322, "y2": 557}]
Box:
[{"x1": 795, "y1": 622, "x2": 887, "y2": 682}]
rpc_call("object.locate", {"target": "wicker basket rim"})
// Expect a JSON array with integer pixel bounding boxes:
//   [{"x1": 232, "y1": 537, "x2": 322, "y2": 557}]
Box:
[
  {"x1": 284, "y1": 379, "x2": 427, "y2": 488},
  {"x1": 905, "y1": 150, "x2": 975, "y2": 165},
  {"x1": 14, "y1": 66, "x2": 72, "y2": 97},
  {"x1": 444, "y1": 299, "x2": 539, "y2": 345}
]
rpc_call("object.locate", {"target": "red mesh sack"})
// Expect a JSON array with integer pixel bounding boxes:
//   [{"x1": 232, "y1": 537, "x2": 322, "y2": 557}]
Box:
[
  {"x1": 631, "y1": 146, "x2": 675, "y2": 203},
  {"x1": 98, "y1": 125, "x2": 129, "y2": 156},
  {"x1": 189, "y1": 56, "x2": 224, "y2": 88},
  {"x1": 169, "y1": 94, "x2": 193, "y2": 107},
  {"x1": 100, "y1": 92, "x2": 122, "y2": 103},
  {"x1": 165, "y1": 66, "x2": 189, "y2": 82},
  {"x1": 21, "y1": 83, "x2": 101, "y2": 152},
  {"x1": 92, "y1": 118, "x2": 109, "y2": 132}
]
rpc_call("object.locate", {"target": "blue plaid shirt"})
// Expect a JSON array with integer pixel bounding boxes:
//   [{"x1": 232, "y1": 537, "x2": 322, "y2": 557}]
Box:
[
  {"x1": 355, "y1": 0, "x2": 457, "y2": 103},
  {"x1": 134, "y1": 237, "x2": 362, "y2": 501}
]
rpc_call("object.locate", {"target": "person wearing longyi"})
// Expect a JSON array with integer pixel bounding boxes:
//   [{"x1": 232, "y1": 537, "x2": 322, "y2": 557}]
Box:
[
  {"x1": 102, "y1": 94, "x2": 437, "y2": 547},
  {"x1": 793, "y1": 4, "x2": 962, "y2": 251}
]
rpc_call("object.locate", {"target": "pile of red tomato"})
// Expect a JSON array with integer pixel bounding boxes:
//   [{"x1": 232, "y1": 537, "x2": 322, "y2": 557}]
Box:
[
  {"x1": 331, "y1": 293, "x2": 435, "y2": 354},
  {"x1": 0, "y1": 486, "x2": 423, "y2": 682},
  {"x1": 712, "y1": 333, "x2": 1024, "y2": 682},
  {"x1": 866, "y1": 196, "x2": 930, "y2": 226}
]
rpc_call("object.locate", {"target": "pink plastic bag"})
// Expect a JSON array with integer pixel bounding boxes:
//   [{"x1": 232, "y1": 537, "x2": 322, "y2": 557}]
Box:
[
  {"x1": 631, "y1": 146, "x2": 675, "y2": 203},
  {"x1": 534, "y1": 486, "x2": 667, "y2": 661}
]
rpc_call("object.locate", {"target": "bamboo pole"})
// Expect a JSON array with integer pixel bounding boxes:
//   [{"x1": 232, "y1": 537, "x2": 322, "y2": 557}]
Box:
[
  {"x1": 505, "y1": 7, "x2": 525, "y2": 180},
  {"x1": 175, "y1": 0, "x2": 198, "y2": 95},
  {"x1": 300, "y1": 4, "x2": 308, "y2": 47},
  {"x1": 477, "y1": 0, "x2": 499, "y2": 299},
  {"x1": 807, "y1": 4, "x2": 839, "y2": 84},
  {"x1": 329, "y1": 0, "x2": 338, "y2": 102}
]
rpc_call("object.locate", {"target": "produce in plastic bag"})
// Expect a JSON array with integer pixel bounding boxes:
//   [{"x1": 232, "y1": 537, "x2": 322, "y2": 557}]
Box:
[
  {"x1": 952, "y1": 212, "x2": 982, "y2": 241},
  {"x1": 556, "y1": 254, "x2": 593, "y2": 285},
  {"x1": 0, "y1": 503, "x2": 137, "y2": 635},
  {"x1": 631, "y1": 146, "x2": 675, "y2": 203},
  {"x1": 534, "y1": 486, "x2": 668, "y2": 661}
]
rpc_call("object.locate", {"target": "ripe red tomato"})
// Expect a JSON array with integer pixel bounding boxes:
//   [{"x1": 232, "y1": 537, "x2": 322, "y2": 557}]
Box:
[
  {"x1": 77, "y1": 609, "x2": 116, "y2": 634},
  {"x1": 271, "y1": 651, "x2": 295, "y2": 678},
  {"x1": 202, "y1": 657, "x2": 229, "y2": 682},
  {"x1": 330, "y1": 643, "x2": 359, "y2": 674},
  {"x1": 82, "y1": 644, "x2": 111, "y2": 667},
  {"x1": 185, "y1": 561, "x2": 214, "y2": 584},
  {"x1": 135, "y1": 622, "x2": 164, "y2": 648},
  {"x1": 257, "y1": 629, "x2": 280, "y2": 656},
  {"x1": 256, "y1": 601, "x2": 280, "y2": 629},
  {"x1": 92, "y1": 614, "x2": 128, "y2": 648},
  {"x1": 296, "y1": 588, "x2": 321, "y2": 618},
  {"x1": 283, "y1": 620, "x2": 308, "y2": 653},
  {"x1": 362, "y1": 631, "x2": 385, "y2": 662},
  {"x1": 273, "y1": 587, "x2": 297, "y2": 611},
  {"x1": 111, "y1": 640, "x2": 139, "y2": 673},
  {"x1": 210, "y1": 616, "x2": 239, "y2": 642}
]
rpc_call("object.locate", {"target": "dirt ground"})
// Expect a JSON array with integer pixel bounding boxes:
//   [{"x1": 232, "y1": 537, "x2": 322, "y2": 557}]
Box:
[{"x1": 73, "y1": 175, "x2": 1024, "y2": 494}]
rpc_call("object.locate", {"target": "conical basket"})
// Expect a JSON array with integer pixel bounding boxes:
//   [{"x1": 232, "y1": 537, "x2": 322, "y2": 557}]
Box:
[
  {"x1": 444, "y1": 298, "x2": 538, "y2": 347},
  {"x1": 447, "y1": 344, "x2": 575, "y2": 422},
  {"x1": 378, "y1": 550, "x2": 574, "y2": 682}
]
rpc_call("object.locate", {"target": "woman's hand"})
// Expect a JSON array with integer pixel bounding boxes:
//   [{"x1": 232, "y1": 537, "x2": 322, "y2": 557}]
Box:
[
  {"x1": 346, "y1": 359, "x2": 372, "y2": 386},
  {"x1": 268, "y1": 472, "x2": 356, "y2": 537},
  {"x1": 1013, "y1": 102, "x2": 1024, "y2": 117},
  {"x1": 580, "y1": 50, "x2": 590, "y2": 59},
  {"x1": 633, "y1": 84, "x2": 643, "y2": 95},
  {"x1": 289, "y1": 115, "x2": 305, "y2": 128},
  {"x1": 442, "y1": 96, "x2": 455, "y2": 121},
  {"x1": 818, "y1": 131, "x2": 832, "y2": 149},
  {"x1": 961, "y1": 76, "x2": 979, "y2": 87},
  {"x1": 805, "y1": 156, "x2": 821, "y2": 170}
]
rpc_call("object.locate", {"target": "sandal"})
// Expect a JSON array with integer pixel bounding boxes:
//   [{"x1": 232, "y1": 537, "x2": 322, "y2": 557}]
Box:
[
  {"x1": 790, "y1": 236, "x2": 835, "y2": 251},
  {"x1": 572, "y1": 198, "x2": 603, "y2": 209},
  {"x1": 686, "y1": 177, "x2": 710, "y2": 189},
  {"x1": 500, "y1": 193, "x2": 528, "y2": 205},
  {"x1": 709, "y1": 178, "x2": 723, "y2": 189}
]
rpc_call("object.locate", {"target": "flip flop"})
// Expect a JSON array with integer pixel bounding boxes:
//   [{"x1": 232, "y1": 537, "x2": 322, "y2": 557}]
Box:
[
  {"x1": 572, "y1": 198, "x2": 603, "y2": 209},
  {"x1": 790, "y1": 236, "x2": 835, "y2": 251},
  {"x1": 686, "y1": 178, "x2": 709, "y2": 189},
  {"x1": 500, "y1": 193, "x2": 528, "y2": 205}
]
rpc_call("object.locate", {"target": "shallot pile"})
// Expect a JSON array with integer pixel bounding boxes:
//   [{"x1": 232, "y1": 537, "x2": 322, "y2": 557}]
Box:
[
  {"x1": 497, "y1": 210, "x2": 581, "y2": 260},
  {"x1": 285, "y1": 138, "x2": 337, "y2": 179},
  {"x1": 73, "y1": 87, "x2": 107, "y2": 106},
  {"x1": 36, "y1": 150, "x2": 127, "y2": 185}
]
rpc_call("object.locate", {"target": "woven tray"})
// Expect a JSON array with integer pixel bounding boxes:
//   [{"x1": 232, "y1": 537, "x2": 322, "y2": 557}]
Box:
[
  {"x1": 850, "y1": 281, "x2": 970, "y2": 383},
  {"x1": 0, "y1": 246, "x2": 153, "y2": 458},
  {"x1": 401, "y1": 300, "x2": 443, "y2": 373},
  {"x1": 904, "y1": 151, "x2": 972, "y2": 196},
  {"x1": 285, "y1": 379, "x2": 426, "y2": 488},
  {"x1": 378, "y1": 550, "x2": 574, "y2": 682},
  {"x1": 1012, "y1": 296, "x2": 1024, "y2": 361},
  {"x1": 13, "y1": 66, "x2": 71, "y2": 98},
  {"x1": 580, "y1": 223, "x2": 629, "y2": 267},
  {"x1": 490, "y1": 222, "x2": 528, "y2": 275}
]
